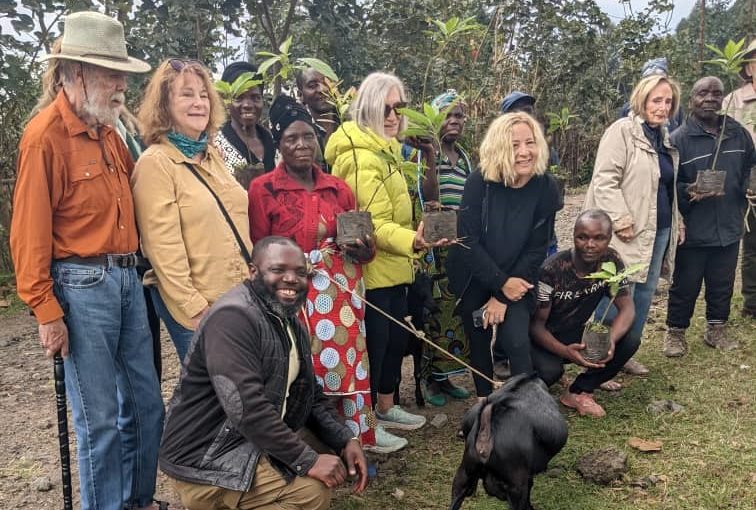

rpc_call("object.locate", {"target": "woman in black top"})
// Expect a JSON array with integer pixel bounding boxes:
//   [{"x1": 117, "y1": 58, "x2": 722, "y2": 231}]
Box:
[
  {"x1": 214, "y1": 61, "x2": 276, "y2": 189},
  {"x1": 447, "y1": 112, "x2": 560, "y2": 397}
]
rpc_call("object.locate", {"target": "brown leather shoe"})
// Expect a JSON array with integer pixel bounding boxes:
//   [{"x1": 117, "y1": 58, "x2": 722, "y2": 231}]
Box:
[
  {"x1": 621, "y1": 358, "x2": 649, "y2": 375},
  {"x1": 560, "y1": 391, "x2": 606, "y2": 417}
]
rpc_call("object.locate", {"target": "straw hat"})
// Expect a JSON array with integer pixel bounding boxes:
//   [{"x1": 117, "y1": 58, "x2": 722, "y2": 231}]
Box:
[
  {"x1": 740, "y1": 39, "x2": 756, "y2": 81},
  {"x1": 42, "y1": 11, "x2": 150, "y2": 73}
]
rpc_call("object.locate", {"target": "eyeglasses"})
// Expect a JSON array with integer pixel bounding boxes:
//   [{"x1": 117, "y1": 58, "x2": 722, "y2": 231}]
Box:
[
  {"x1": 384, "y1": 101, "x2": 408, "y2": 119},
  {"x1": 169, "y1": 58, "x2": 203, "y2": 72}
]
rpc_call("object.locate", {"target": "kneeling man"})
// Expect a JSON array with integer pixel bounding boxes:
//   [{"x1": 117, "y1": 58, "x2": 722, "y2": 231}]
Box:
[
  {"x1": 530, "y1": 210, "x2": 638, "y2": 417},
  {"x1": 160, "y1": 236, "x2": 367, "y2": 509}
]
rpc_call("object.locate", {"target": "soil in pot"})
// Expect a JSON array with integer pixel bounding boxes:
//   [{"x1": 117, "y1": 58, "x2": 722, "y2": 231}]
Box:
[
  {"x1": 582, "y1": 323, "x2": 611, "y2": 362},
  {"x1": 336, "y1": 211, "x2": 374, "y2": 246},
  {"x1": 423, "y1": 209, "x2": 457, "y2": 244},
  {"x1": 694, "y1": 169, "x2": 726, "y2": 195}
]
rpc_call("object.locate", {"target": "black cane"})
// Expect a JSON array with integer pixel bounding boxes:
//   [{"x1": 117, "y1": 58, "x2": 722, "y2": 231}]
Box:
[{"x1": 53, "y1": 354, "x2": 74, "y2": 510}]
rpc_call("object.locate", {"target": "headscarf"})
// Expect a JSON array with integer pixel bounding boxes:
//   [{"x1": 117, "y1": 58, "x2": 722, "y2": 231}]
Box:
[
  {"x1": 431, "y1": 89, "x2": 461, "y2": 111},
  {"x1": 269, "y1": 94, "x2": 317, "y2": 146}
]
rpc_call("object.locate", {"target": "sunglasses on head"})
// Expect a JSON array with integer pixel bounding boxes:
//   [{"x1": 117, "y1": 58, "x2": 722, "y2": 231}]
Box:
[
  {"x1": 169, "y1": 58, "x2": 204, "y2": 72},
  {"x1": 384, "y1": 101, "x2": 408, "y2": 119}
]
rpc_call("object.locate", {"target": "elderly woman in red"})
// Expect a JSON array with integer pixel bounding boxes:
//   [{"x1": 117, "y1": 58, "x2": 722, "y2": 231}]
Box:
[{"x1": 248, "y1": 95, "x2": 406, "y2": 455}]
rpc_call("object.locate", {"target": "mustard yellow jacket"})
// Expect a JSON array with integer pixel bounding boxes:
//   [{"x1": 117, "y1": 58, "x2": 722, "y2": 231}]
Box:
[{"x1": 325, "y1": 121, "x2": 417, "y2": 289}]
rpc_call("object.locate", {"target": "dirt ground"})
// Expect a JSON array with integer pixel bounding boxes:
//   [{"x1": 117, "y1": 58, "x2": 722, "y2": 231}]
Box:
[{"x1": 0, "y1": 192, "x2": 586, "y2": 508}]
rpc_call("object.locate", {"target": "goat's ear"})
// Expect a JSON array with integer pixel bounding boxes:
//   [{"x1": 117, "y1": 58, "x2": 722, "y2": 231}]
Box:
[{"x1": 473, "y1": 403, "x2": 495, "y2": 463}]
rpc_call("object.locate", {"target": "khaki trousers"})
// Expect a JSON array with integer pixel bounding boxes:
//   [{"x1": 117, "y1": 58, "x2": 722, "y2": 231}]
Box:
[{"x1": 172, "y1": 457, "x2": 331, "y2": 510}]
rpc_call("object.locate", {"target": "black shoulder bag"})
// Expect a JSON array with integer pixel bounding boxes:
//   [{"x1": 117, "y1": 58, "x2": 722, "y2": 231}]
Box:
[{"x1": 183, "y1": 162, "x2": 252, "y2": 265}]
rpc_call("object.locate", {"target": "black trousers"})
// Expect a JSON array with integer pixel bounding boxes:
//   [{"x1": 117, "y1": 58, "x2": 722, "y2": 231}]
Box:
[
  {"x1": 667, "y1": 242, "x2": 740, "y2": 329},
  {"x1": 531, "y1": 328, "x2": 639, "y2": 394},
  {"x1": 459, "y1": 285, "x2": 533, "y2": 397},
  {"x1": 365, "y1": 285, "x2": 409, "y2": 404}
]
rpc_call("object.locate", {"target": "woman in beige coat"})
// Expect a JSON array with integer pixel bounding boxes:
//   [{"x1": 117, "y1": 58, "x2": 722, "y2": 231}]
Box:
[{"x1": 584, "y1": 74, "x2": 685, "y2": 375}]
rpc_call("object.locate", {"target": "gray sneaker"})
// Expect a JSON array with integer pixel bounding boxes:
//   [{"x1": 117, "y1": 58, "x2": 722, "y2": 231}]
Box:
[
  {"x1": 375, "y1": 405, "x2": 426, "y2": 431},
  {"x1": 703, "y1": 323, "x2": 738, "y2": 351},
  {"x1": 363, "y1": 425, "x2": 408, "y2": 454},
  {"x1": 663, "y1": 327, "x2": 688, "y2": 357}
]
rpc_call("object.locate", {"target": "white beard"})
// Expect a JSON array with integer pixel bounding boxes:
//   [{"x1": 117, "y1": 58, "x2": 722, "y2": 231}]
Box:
[{"x1": 82, "y1": 91, "x2": 125, "y2": 127}]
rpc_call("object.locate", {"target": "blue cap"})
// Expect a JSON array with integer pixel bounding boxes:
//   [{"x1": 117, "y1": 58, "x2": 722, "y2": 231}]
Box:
[{"x1": 500, "y1": 91, "x2": 535, "y2": 113}]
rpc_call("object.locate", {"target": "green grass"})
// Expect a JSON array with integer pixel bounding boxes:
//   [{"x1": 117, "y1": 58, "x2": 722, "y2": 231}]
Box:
[{"x1": 332, "y1": 298, "x2": 756, "y2": 510}]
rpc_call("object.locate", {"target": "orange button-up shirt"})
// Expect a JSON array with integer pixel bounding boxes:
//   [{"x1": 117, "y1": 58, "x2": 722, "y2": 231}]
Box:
[{"x1": 10, "y1": 91, "x2": 139, "y2": 324}]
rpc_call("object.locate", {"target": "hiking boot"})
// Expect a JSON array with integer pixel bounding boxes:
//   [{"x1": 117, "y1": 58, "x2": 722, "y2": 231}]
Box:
[
  {"x1": 622, "y1": 358, "x2": 649, "y2": 375},
  {"x1": 363, "y1": 426, "x2": 408, "y2": 454},
  {"x1": 560, "y1": 390, "x2": 606, "y2": 418},
  {"x1": 438, "y1": 378, "x2": 470, "y2": 400},
  {"x1": 703, "y1": 323, "x2": 738, "y2": 351},
  {"x1": 375, "y1": 405, "x2": 426, "y2": 431},
  {"x1": 663, "y1": 327, "x2": 688, "y2": 357}
]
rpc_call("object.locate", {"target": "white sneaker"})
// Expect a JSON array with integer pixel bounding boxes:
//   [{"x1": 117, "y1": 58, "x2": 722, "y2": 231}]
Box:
[
  {"x1": 363, "y1": 426, "x2": 408, "y2": 454},
  {"x1": 375, "y1": 405, "x2": 426, "y2": 430}
]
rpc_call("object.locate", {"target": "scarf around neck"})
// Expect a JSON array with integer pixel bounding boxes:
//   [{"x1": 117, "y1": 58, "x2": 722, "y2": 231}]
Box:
[{"x1": 167, "y1": 130, "x2": 208, "y2": 158}]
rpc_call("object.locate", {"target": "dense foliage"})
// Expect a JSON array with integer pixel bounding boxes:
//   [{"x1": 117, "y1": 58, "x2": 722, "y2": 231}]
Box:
[{"x1": 0, "y1": 0, "x2": 753, "y2": 272}]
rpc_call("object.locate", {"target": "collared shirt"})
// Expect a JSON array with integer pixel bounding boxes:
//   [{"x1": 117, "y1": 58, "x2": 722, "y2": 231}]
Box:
[
  {"x1": 132, "y1": 142, "x2": 252, "y2": 329},
  {"x1": 11, "y1": 91, "x2": 138, "y2": 324}
]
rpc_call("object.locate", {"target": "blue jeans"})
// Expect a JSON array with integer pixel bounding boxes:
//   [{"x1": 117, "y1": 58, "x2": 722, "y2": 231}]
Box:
[
  {"x1": 595, "y1": 227, "x2": 671, "y2": 343},
  {"x1": 149, "y1": 286, "x2": 194, "y2": 362},
  {"x1": 51, "y1": 259, "x2": 164, "y2": 510}
]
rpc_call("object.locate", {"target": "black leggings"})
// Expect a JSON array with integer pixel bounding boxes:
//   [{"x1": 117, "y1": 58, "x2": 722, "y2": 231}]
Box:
[
  {"x1": 365, "y1": 285, "x2": 409, "y2": 405},
  {"x1": 459, "y1": 286, "x2": 533, "y2": 397}
]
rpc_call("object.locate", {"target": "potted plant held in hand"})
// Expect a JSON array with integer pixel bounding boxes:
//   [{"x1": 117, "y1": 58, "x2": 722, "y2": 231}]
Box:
[
  {"x1": 581, "y1": 261, "x2": 646, "y2": 362},
  {"x1": 214, "y1": 71, "x2": 266, "y2": 189},
  {"x1": 399, "y1": 100, "x2": 462, "y2": 243},
  {"x1": 692, "y1": 39, "x2": 751, "y2": 195},
  {"x1": 320, "y1": 80, "x2": 375, "y2": 246}
]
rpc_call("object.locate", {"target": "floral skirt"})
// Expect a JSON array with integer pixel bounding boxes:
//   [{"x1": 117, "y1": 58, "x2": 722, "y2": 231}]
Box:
[{"x1": 302, "y1": 244, "x2": 376, "y2": 446}]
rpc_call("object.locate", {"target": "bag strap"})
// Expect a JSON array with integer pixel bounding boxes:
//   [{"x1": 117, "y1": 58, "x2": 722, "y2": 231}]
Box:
[{"x1": 182, "y1": 163, "x2": 252, "y2": 265}]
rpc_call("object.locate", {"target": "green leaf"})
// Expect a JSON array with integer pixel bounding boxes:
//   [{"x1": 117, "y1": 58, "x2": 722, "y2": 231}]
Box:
[
  {"x1": 297, "y1": 58, "x2": 338, "y2": 81},
  {"x1": 583, "y1": 271, "x2": 613, "y2": 280},
  {"x1": 257, "y1": 56, "x2": 280, "y2": 77},
  {"x1": 256, "y1": 51, "x2": 278, "y2": 58},
  {"x1": 279, "y1": 35, "x2": 293, "y2": 55},
  {"x1": 609, "y1": 282, "x2": 620, "y2": 296},
  {"x1": 600, "y1": 261, "x2": 617, "y2": 275}
]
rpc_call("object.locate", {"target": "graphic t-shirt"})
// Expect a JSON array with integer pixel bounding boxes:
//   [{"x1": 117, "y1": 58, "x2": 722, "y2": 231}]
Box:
[{"x1": 537, "y1": 248, "x2": 629, "y2": 335}]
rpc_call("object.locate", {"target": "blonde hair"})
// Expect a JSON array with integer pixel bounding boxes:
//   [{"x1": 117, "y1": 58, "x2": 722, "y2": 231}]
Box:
[
  {"x1": 629, "y1": 75, "x2": 681, "y2": 121},
  {"x1": 479, "y1": 112, "x2": 549, "y2": 186},
  {"x1": 138, "y1": 59, "x2": 225, "y2": 146},
  {"x1": 349, "y1": 72, "x2": 408, "y2": 139}
]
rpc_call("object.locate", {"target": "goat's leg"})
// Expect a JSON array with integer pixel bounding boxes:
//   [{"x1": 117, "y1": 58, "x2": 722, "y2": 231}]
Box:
[{"x1": 449, "y1": 463, "x2": 479, "y2": 510}]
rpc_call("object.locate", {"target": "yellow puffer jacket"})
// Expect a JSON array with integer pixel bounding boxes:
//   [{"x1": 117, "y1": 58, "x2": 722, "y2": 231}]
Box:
[{"x1": 325, "y1": 121, "x2": 417, "y2": 289}]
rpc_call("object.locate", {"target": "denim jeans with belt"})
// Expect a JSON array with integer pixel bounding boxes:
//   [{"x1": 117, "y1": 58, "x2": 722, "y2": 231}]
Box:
[
  {"x1": 595, "y1": 227, "x2": 672, "y2": 343},
  {"x1": 149, "y1": 286, "x2": 195, "y2": 363},
  {"x1": 52, "y1": 258, "x2": 164, "y2": 510}
]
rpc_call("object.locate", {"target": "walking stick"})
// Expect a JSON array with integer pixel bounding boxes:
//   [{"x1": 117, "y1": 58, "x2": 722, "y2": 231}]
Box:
[{"x1": 53, "y1": 353, "x2": 74, "y2": 510}]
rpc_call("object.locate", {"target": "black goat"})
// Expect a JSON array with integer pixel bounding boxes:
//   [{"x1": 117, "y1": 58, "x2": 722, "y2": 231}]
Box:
[{"x1": 450, "y1": 373, "x2": 568, "y2": 510}]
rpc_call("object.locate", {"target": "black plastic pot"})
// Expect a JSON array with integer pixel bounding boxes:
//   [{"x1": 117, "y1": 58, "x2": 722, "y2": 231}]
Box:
[{"x1": 336, "y1": 211, "x2": 374, "y2": 246}]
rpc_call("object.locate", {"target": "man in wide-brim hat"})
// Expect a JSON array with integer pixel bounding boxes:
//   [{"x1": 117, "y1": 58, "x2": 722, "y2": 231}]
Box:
[
  {"x1": 10, "y1": 11, "x2": 166, "y2": 510},
  {"x1": 723, "y1": 39, "x2": 756, "y2": 320}
]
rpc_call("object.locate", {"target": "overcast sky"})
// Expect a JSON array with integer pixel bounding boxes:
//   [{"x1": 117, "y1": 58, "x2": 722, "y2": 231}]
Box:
[{"x1": 595, "y1": 0, "x2": 699, "y2": 30}]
